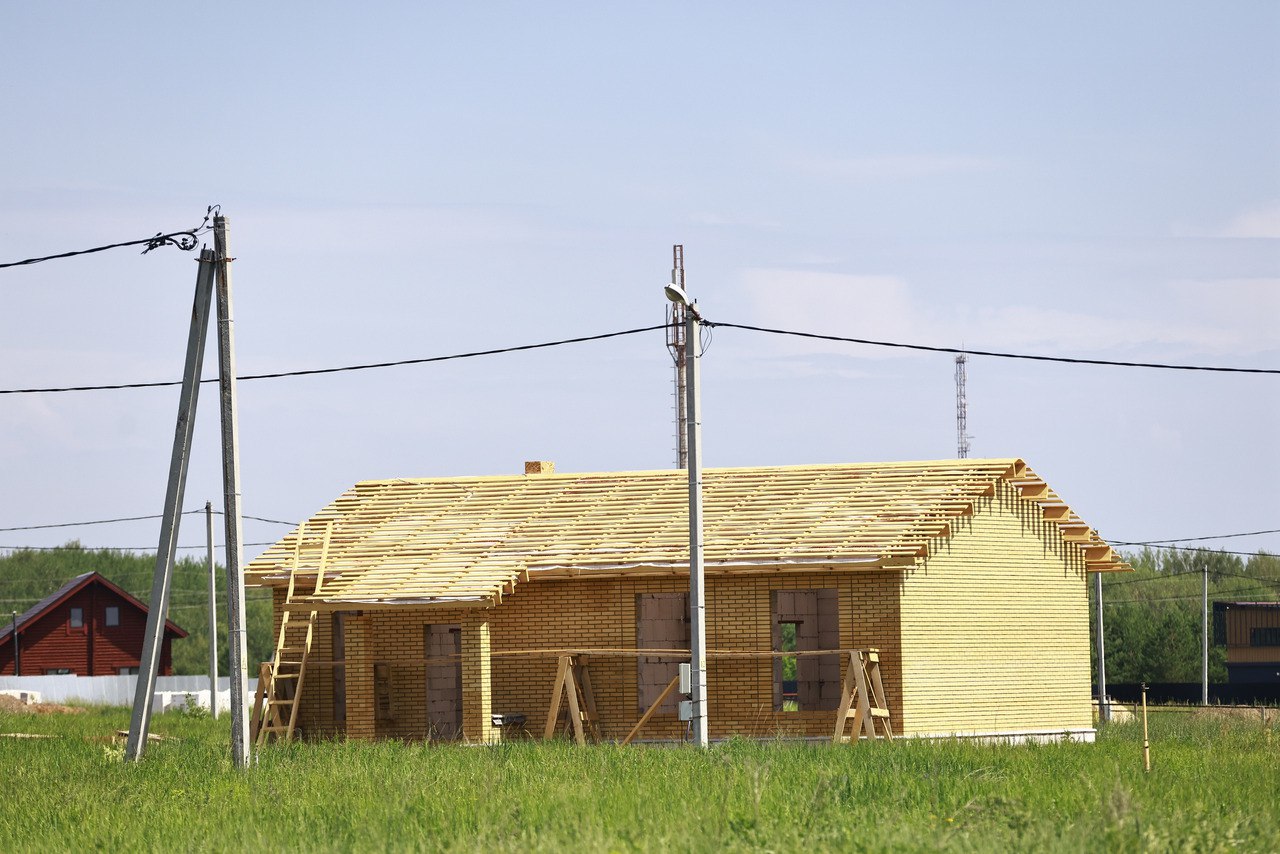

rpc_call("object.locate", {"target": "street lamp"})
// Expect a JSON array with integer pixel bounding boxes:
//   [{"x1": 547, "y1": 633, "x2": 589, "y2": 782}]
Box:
[{"x1": 664, "y1": 281, "x2": 708, "y2": 747}]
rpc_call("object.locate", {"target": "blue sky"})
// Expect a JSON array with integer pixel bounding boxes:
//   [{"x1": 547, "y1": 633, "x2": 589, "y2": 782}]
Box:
[{"x1": 1, "y1": 2, "x2": 1277, "y2": 562}]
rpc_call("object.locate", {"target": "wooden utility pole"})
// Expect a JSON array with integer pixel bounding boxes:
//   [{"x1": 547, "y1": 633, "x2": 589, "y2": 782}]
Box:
[
  {"x1": 126, "y1": 249, "x2": 216, "y2": 760},
  {"x1": 214, "y1": 216, "x2": 251, "y2": 768}
]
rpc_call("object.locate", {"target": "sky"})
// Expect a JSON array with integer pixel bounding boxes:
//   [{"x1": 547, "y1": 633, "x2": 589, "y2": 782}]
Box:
[{"x1": 1, "y1": 2, "x2": 1277, "y2": 573}]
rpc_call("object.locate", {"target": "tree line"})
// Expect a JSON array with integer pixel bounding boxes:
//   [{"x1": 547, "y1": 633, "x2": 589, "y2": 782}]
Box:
[{"x1": 1092, "y1": 547, "x2": 1280, "y2": 683}]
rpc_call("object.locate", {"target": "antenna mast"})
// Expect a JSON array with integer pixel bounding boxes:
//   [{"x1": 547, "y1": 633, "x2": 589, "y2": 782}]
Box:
[
  {"x1": 955, "y1": 353, "x2": 971, "y2": 458},
  {"x1": 666, "y1": 245, "x2": 688, "y2": 469}
]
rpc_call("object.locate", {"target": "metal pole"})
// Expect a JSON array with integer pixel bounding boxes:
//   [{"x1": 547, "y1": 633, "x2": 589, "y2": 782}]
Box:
[
  {"x1": 214, "y1": 216, "x2": 250, "y2": 768},
  {"x1": 1095, "y1": 571, "x2": 1109, "y2": 723},
  {"x1": 1202, "y1": 563, "x2": 1209, "y2": 706},
  {"x1": 207, "y1": 501, "x2": 219, "y2": 718},
  {"x1": 10, "y1": 611, "x2": 18, "y2": 676},
  {"x1": 126, "y1": 249, "x2": 216, "y2": 761},
  {"x1": 684, "y1": 308, "x2": 708, "y2": 747}
]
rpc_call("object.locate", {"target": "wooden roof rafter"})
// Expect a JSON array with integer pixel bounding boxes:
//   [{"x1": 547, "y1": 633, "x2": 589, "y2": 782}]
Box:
[{"x1": 245, "y1": 458, "x2": 1131, "y2": 607}]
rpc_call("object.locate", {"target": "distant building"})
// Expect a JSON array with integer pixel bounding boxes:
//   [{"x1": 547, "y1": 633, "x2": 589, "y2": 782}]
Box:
[
  {"x1": 0, "y1": 572, "x2": 187, "y2": 676},
  {"x1": 1214, "y1": 602, "x2": 1280, "y2": 683}
]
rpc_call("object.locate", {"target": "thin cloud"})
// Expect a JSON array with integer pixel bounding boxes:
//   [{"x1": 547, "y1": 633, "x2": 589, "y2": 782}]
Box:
[
  {"x1": 1218, "y1": 203, "x2": 1280, "y2": 239},
  {"x1": 739, "y1": 269, "x2": 1279, "y2": 363},
  {"x1": 790, "y1": 153, "x2": 998, "y2": 182}
]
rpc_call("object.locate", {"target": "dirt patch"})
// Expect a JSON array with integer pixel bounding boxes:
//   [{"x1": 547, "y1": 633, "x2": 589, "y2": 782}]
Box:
[{"x1": 0, "y1": 694, "x2": 87, "y2": 715}]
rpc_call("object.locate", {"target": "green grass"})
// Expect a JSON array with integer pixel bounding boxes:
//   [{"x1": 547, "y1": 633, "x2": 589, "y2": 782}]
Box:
[{"x1": 1, "y1": 707, "x2": 1277, "y2": 852}]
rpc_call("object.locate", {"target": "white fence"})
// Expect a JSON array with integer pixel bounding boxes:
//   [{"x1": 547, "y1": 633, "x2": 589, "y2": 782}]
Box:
[{"x1": 0, "y1": 674, "x2": 257, "y2": 711}]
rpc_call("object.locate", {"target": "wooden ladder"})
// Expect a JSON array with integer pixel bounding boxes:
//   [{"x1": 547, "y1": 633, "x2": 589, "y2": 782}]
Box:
[
  {"x1": 833, "y1": 648, "x2": 893, "y2": 744},
  {"x1": 543, "y1": 654, "x2": 600, "y2": 745},
  {"x1": 251, "y1": 521, "x2": 332, "y2": 747}
]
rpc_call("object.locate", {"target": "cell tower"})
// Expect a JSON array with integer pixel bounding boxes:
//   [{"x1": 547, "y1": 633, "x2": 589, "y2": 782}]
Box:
[
  {"x1": 666, "y1": 245, "x2": 688, "y2": 469},
  {"x1": 955, "y1": 353, "x2": 971, "y2": 459}
]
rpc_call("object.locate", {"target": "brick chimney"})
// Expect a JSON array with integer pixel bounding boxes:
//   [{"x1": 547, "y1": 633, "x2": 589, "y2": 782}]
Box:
[{"x1": 524, "y1": 460, "x2": 555, "y2": 475}]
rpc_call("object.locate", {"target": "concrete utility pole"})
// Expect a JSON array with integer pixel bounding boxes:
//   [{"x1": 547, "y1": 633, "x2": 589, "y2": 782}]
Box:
[
  {"x1": 1202, "y1": 563, "x2": 1210, "y2": 706},
  {"x1": 126, "y1": 249, "x2": 216, "y2": 761},
  {"x1": 665, "y1": 275, "x2": 708, "y2": 747},
  {"x1": 206, "y1": 501, "x2": 219, "y2": 718},
  {"x1": 214, "y1": 216, "x2": 251, "y2": 768},
  {"x1": 666, "y1": 245, "x2": 689, "y2": 469},
  {"x1": 685, "y1": 306, "x2": 707, "y2": 746},
  {"x1": 1095, "y1": 571, "x2": 1109, "y2": 722}
]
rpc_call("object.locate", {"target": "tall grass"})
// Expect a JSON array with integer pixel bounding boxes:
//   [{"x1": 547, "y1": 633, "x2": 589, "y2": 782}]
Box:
[{"x1": 1, "y1": 707, "x2": 1276, "y2": 852}]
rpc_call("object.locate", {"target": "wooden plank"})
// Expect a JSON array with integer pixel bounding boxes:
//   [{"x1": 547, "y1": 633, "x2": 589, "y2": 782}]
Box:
[
  {"x1": 563, "y1": 660, "x2": 585, "y2": 746},
  {"x1": 621, "y1": 673, "x2": 682, "y2": 746},
  {"x1": 832, "y1": 651, "x2": 858, "y2": 744},
  {"x1": 543, "y1": 655, "x2": 571, "y2": 740}
]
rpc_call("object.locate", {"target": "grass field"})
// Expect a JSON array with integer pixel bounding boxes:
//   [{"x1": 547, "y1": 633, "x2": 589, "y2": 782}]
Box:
[{"x1": 1, "y1": 704, "x2": 1277, "y2": 852}]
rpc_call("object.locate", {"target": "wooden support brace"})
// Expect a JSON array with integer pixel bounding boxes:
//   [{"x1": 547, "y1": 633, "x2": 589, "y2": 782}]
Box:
[{"x1": 622, "y1": 673, "x2": 682, "y2": 746}]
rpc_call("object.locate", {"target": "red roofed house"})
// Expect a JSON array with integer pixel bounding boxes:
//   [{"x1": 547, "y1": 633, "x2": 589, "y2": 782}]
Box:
[{"x1": 0, "y1": 572, "x2": 187, "y2": 676}]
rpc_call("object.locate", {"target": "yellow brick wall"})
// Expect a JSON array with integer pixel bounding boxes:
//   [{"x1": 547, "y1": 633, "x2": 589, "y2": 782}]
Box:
[
  {"x1": 271, "y1": 572, "x2": 903, "y2": 741},
  {"x1": 896, "y1": 478, "x2": 1094, "y2": 735}
]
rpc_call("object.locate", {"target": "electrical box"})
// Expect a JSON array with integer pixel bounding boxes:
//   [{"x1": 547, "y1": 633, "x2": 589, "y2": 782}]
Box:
[
  {"x1": 678, "y1": 663, "x2": 691, "y2": 694},
  {"x1": 677, "y1": 700, "x2": 693, "y2": 721}
]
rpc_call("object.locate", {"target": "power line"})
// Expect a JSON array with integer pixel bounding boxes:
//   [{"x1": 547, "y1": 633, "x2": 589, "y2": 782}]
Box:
[
  {"x1": 1115, "y1": 528, "x2": 1280, "y2": 544},
  {"x1": 0, "y1": 510, "x2": 295, "y2": 532},
  {"x1": 708, "y1": 321, "x2": 1280, "y2": 375},
  {"x1": 1115, "y1": 542, "x2": 1274, "y2": 558},
  {"x1": 0, "y1": 325, "x2": 668, "y2": 395},
  {"x1": 0, "y1": 542, "x2": 279, "y2": 553},
  {"x1": 5, "y1": 316, "x2": 1278, "y2": 397},
  {"x1": 0, "y1": 207, "x2": 218, "y2": 270},
  {"x1": 1104, "y1": 584, "x2": 1280, "y2": 606},
  {"x1": 0, "y1": 513, "x2": 173, "y2": 532}
]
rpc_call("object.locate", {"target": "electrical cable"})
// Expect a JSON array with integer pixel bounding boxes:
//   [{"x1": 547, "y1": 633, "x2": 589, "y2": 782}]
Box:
[
  {"x1": 1116, "y1": 528, "x2": 1280, "y2": 544},
  {"x1": 0, "y1": 324, "x2": 668, "y2": 395},
  {"x1": 0, "y1": 207, "x2": 219, "y2": 270},
  {"x1": 1114, "y1": 542, "x2": 1274, "y2": 558},
  {"x1": 0, "y1": 510, "x2": 295, "y2": 532},
  {"x1": 0, "y1": 542, "x2": 279, "y2": 553},
  {"x1": 707, "y1": 320, "x2": 1280, "y2": 375}
]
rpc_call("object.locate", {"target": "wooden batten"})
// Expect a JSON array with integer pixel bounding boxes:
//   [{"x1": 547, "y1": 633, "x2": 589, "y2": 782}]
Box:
[{"x1": 245, "y1": 457, "x2": 1130, "y2": 607}]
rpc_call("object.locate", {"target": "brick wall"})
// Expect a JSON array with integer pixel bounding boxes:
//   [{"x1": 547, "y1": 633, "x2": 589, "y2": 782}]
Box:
[
  {"x1": 896, "y1": 478, "x2": 1094, "y2": 735},
  {"x1": 276, "y1": 570, "x2": 904, "y2": 741}
]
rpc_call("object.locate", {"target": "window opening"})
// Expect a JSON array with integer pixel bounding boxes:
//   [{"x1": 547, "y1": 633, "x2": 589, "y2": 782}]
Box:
[
  {"x1": 105, "y1": 607, "x2": 120, "y2": 627},
  {"x1": 779, "y1": 621, "x2": 799, "y2": 712},
  {"x1": 1251, "y1": 627, "x2": 1280, "y2": 647},
  {"x1": 771, "y1": 589, "x2": 840, "y2": 712},
  {"x1": 69, "y1": 607, "x2": 84, "y2": 629}
]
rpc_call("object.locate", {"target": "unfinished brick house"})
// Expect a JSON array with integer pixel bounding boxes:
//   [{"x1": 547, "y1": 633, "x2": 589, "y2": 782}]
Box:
[{"x1": 244, "y1": 458, "x2": 1129, "y2": 745}]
